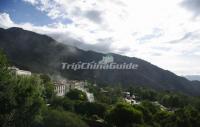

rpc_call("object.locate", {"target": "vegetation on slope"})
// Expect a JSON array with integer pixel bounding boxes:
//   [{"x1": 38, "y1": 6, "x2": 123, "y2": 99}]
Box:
[{"x1": 1, "y1": 50, "x2": 200, "y2": 127}]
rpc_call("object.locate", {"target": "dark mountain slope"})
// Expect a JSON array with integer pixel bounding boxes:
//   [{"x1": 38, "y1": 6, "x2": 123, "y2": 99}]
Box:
[{"x1": 0, "y1": 27, "x2": 200, "y2": 95}]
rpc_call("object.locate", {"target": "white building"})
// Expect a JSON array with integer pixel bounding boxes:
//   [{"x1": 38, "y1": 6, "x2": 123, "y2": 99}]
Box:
[
  {"x1": 123, "y1": 92, "x2": 139, "y2": 105},
  {"x1": 54, "y1": 80, "x2": 69, "y2": 96},
  {"x1": 16, "y1": 70, "x2": 32, "y2": 76},
  {"x1": 53, "y1": 80, "x2": 94, "y2": 102},
  {"x1": 53, "y1": 80, "x2": 87, "y2": 97},
  {"x1": 9, "y1": 66, "x2": 31, "y2": 76},
  {"x1": 74, "y1": 81, "x2": 86, "y2": 89}
]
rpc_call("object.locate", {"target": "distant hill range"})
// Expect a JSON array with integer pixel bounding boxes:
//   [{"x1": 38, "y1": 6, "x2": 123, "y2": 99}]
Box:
[
  {"x1": 0, "y1": 27, "x2": 200, "y2": 95},
  {"x1": 185, "y1": 75, "x2": 200, "y2": 81}
]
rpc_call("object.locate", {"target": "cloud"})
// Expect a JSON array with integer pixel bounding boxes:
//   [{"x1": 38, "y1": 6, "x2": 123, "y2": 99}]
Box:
[
  {"x1": 0, "y1": 12, "x2": 113, "y2": 53},
  {"x1": 1, "y1": 0, "x2": 200, "y2": 75},
  {"x1": 137, "y1": 28, "x2": 163, "y2": 42},
  {"x1": 181, "y1": 0, "x2": 200, "y2": 16},
  {"x1": 84, "y1": 10, "x2": 102, "y2": 23},
  {"x1": 0, "y1": 13, "x2": 14, "y2": 28},
  {"x1": 168, "y1": 32, "x2": 194, "y2": 44},
  {"x1": 23, "y1": 0, "x2": 39, "y2": 5},
  {"x1": 50, "y1": 33, "x2": 113, "y2": 53}
]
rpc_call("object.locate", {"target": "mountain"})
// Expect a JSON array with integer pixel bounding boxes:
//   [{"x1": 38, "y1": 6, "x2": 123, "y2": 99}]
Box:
[
  {"x1": 185, "y1": 75, "x2": 200, "y2": 81},
  {"x1": 0, "y1": 27, "x2": 200, "y2": 95}
]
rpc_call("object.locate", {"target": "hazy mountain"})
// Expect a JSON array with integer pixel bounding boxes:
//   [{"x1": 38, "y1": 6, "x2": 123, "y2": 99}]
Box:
[
  {"x1": 185, "y1": 75, "x2": 200, "y2": 81},
  {"x1": 0, "y1": 27, "x2": 200, "y2": 95}
]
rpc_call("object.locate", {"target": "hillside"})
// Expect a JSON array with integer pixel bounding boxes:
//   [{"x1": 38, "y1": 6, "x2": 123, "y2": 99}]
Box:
[{"x1": 0, "y1": 27, "x2": 200, "y2": 95}]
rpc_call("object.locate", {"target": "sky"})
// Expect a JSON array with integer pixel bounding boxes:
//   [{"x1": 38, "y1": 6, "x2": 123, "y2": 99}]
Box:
[{"x1": 0, "y1": 0, "x2": 200, "y2": 75}]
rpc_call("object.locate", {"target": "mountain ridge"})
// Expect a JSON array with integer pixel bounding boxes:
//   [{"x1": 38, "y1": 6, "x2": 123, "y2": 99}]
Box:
[{"x1": 0, "y1": 27, "x2": 200, "y2": 95}]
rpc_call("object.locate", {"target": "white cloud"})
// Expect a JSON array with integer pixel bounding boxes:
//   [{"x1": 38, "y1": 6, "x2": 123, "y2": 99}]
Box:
[
  {"x1": 23, "y1": 0, "x2": 39, "y2": 5},
  {"x1": 1, "y1": 0, "x2": 200, "y2": 75},
  {"x1": 0, "y1": 13, "x2": 15, "y2": 28}
]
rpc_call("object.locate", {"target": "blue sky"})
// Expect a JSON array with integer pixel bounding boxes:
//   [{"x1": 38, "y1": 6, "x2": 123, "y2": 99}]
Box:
[
  {"x1": 0, "y1": 0, "x2": 54, "y2": 25},
  {"x1": 0, "y1": 0, "x2": 200, "y2": 75}
]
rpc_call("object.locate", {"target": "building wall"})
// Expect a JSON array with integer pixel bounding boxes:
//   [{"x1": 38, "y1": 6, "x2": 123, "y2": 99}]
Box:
[
  {"x1": 54, "y1": 80, "x2": 87, "y2": 97},
  {"x1": 54, "y1": 84, "x2": 66, "y2": 96},
  {"x1": 9, "y1": 66, "x2": 31, "y2": 76}
]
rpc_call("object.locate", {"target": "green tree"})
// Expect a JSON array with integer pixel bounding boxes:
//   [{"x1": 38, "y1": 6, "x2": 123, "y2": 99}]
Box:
[
  {"x1": 66, "y1": 89, "x2": 87, "y2": 101},
  {"x1": 62, "y1": 97, "x2": 74, "y2": 111},
  {"x1": 40, "y1": 74, "x2": 55, "y2": 102},
  {"x1": 106, "y1": 103, "x2": 143, "y2": 127},
  {"x1": 133, "y1": 87, "x2": 157, "y2": 101},
  {"x1": 160, "y1": 94, "x2": 185, "y2": 109},
  {"x1": 74, "y1": 102, "x2": 107, "y2": 118},
  {"x1": 140, "y1": 101, "x2": 160, "y2": 114},
  {"x1": 50, "y1": 96, "x2": 65, "y2": 109},
  {"x1": 43, "y1": 109, "x2": 88, "y2": 127},
  {"x1": 175, "y1": 106, "x2": 200, "y2": 127},
  {"x1": 0, "y1": 50, "x2": 16, "y2": 127},
  {"x1": 12, "y1": 75, "x2": 45, "y2": 127},
  {"x1": 133, "y1": 104, "x2": 153, "y2": 125},
  {"x1": 0, "y1": 51, "x2": 45, "y2": 127},
  {"x1": 154, "y1": 110, "x2": 176, "y2": 127}
]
